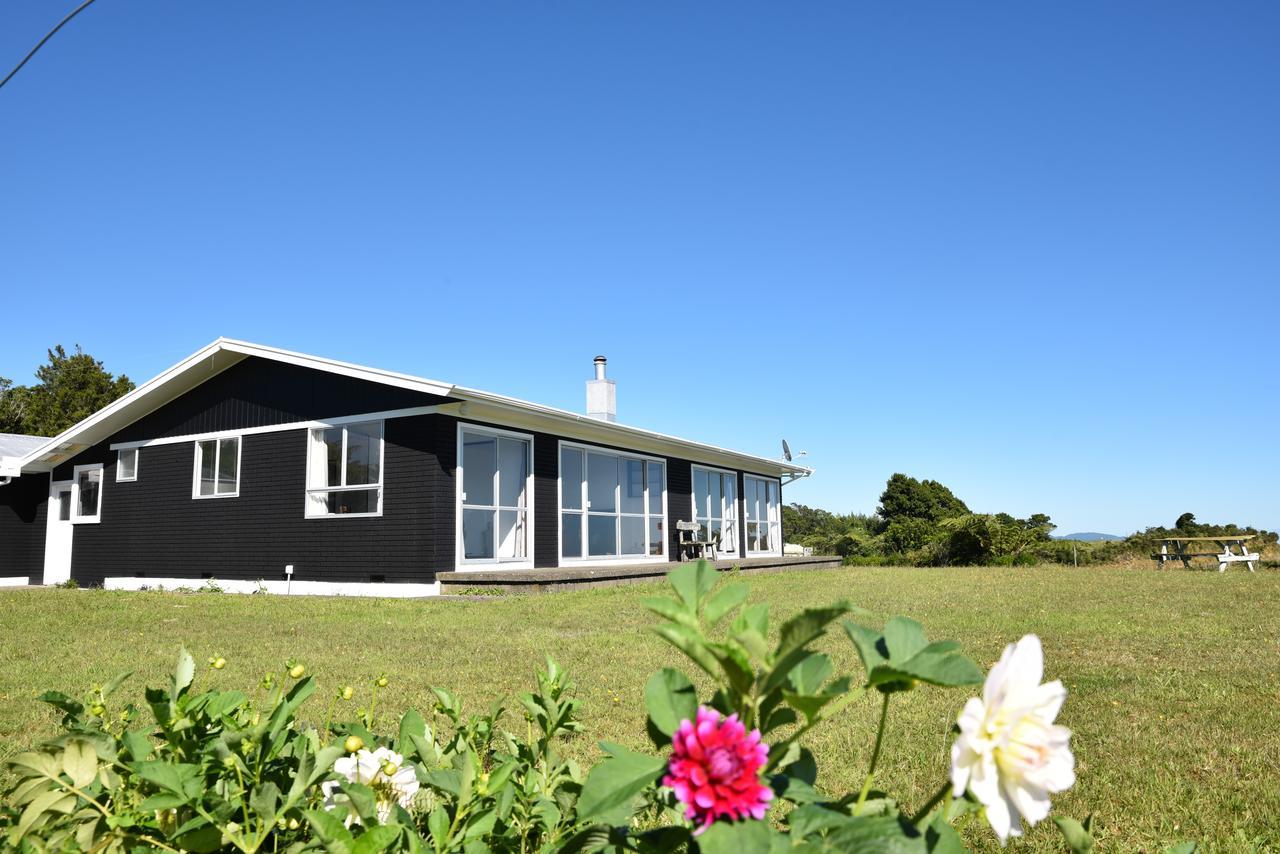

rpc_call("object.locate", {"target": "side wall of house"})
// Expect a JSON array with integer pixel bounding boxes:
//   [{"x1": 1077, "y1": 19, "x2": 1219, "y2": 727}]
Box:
[
  {"x1": 52, "y1": 357, "x2": 456, "y2": 587},
  {"x1": 0, "y1": 472, "x2": 48, "y2": 579}
]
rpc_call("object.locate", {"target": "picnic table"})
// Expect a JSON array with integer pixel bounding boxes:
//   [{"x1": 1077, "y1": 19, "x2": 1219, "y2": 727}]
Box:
[{"x1": 1152, "y1": 536, "x2": 1259, "y2": 573}]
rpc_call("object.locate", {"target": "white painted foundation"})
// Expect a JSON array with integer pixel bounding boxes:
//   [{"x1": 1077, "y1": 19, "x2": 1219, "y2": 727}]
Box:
[
  {"x1": 103, "y1": 577, "x2": 440, "y2": 598},
  {"x1": 0, "y1": 576, "x2": 30, "y2": 587}
]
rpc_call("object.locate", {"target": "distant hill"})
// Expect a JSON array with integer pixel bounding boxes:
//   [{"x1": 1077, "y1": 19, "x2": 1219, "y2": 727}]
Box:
[{"x1": 1053, "y1": 532, "x2": 1125, "y2": 542}]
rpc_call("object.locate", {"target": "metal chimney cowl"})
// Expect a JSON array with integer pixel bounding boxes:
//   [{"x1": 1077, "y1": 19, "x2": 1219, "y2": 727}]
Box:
[{"x1": 586, "y1": 356, "x2": 616, "y2": 422}]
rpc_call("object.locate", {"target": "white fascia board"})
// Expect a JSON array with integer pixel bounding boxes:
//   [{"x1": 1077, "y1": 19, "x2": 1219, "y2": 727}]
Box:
[{"x1": 453, "y1": 393, "x2": 813, "y2": 479}]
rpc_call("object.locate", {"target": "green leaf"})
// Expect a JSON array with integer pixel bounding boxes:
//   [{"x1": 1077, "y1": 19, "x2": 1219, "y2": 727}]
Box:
[
  {"x1": 823, "y1": 814, "x2": 926, "y2": 852},
  {"x1": 250, "y1": 781, "x2": 281, "y2": 823},
  {"x1": 788, "y1": 803, "x2": 854, "y2": 838},
  {"x1": 172, "y1": 647, "x2": 196, "y2": 697},
  {"x1": 131, "y1": 760, "x2": 202, "y2": 801},
  {"x1": 764, "y1": 603, "x2": 853, "y2": 692},
  {"x1": 706, "y1": 639, "x2": 755, "y2": 696},
  {"x1": 667, "y1": 560, "x2": 718, "y2": 612},
  {"x1": 1164, "y1": 844, "x2": 1197, "y2": 854},
  {"x1": 1054, "y1": 815, "x2": 1097, "y2": 854},
  {"x1": 882, "y1": 617, "x2": 928, "y2": 662},
  {"x1": 427, "y1": 806, "x2": 450, "y2": 849},
  {"x1": 13, "y1": 789, "x2": 75, "y2": 840},
  {"x1": 341, "y1": 782, "x2": 381, "y2": 827},
  {"x1": 61, "y1": 740, "x2": 97, "y2": 789},
  {"x1": 398, "y1": 709, "x2": 428, "y2": 750},
  {"x1": 843, "y1": 621, "x2": 888, "y2": 674},
  {"x1": 642, "y1": 596, "x2": 694, "y2": 626},
  {"x1": 176, "y1": 823, "x2": 224, "y2": 854},
  {"x1": 138, "y1": 792, "x2": 188, "y2": 811},
  {"x1": 787, "y1": 653, "x2": 834, "y2": 695},
  {"x1": 577, "y1": 745, "x2": 666, "y2": 824},
  {"x1": 703, "y1": 581, "x2": 748, "y2": 625},
  {"x1": 654, "y1": 623, "x2": 721, "y2": 680},
  {"x1": 352, "y1": 825, "x2": 401, "y2": 854},
  {"x1": 8, "y1": 751, "x2": 61, "y2": 778},
  {"x1": 893, "y1": 652, "x2": 983, "y2": 688},
  {"x1": 644, "y1": 668, "x2": 698, "y2": 738},
  {"x1": 266, "y1": 676, "x2": 317, "y2": 743},
  {"x1": 697, "y1": 819, "x2": 789, "y2": 854},
  {"x1": 120, "y1": 729, "x2": 153, "y2": 761},
  {"x1": 925, "y1": 812, "x2": 965, "y2": 854},
  {"x1": 306, "y1": 808, "x2": 355, "y2": 854},
  {"x1": 101, "y1": 670, "x2": 133, "y2": 697}
]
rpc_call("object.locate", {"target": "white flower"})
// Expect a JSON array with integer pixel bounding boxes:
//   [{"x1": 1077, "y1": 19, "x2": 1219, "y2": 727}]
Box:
[
  {"x1": 322, "y1": 746, "x2": 419, "y2": 825},
  {"x1": 950, "y1": 635, "x2": 1075, "y2": 844}
]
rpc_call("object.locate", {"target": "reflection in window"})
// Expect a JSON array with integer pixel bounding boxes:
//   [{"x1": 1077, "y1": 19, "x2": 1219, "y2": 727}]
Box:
[
  {"x1": 307, "y1": 422, "x2": 381, "y2": 516},
  {"x1": 73, "y1": 464, "x2": 103, "y2": 521},
  {"x1": 460, "y1": 429, "x2": 530, "y2": 563},
  {"x1": 195, "y1": 438, "x2": 239, "y2": 498},
  {"x1": 744, "y1": 475, "x2": 781, "y2": 554},
  {"x1": 561, "y1": 445, "x2": 665, "y2": 560}
]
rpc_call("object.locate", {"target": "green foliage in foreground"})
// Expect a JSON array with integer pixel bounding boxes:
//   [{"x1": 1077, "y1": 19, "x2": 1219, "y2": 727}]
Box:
[
  {"x1": 2, "y1": 564, "x2": 1092, "y2": 852},
  {"x1": 1, "y1": 565, "x2": 1275, "y2": 850}
]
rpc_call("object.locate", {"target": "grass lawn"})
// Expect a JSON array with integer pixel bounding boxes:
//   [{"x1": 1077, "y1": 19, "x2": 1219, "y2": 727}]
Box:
[{"x1": 2, "y1": 565, "x2": 1278, "y2": 851}]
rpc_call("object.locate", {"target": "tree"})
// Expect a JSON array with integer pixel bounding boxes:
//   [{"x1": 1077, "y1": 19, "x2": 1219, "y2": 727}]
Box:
[
  {"x1": 1175, "y1": 512, "x2": 1196, "y2": 531},
  {"x1": 0, "y1": 345, "x2": 134, "y2": 436},
  {"x1": 877, "y1": 473, "x2": 969, "y2": 525}
]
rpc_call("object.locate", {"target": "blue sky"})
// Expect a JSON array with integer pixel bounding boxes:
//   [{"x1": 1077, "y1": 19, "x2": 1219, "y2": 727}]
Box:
[{"x1": 1, "y1": 1, "x2": 1276, "y2": 535}]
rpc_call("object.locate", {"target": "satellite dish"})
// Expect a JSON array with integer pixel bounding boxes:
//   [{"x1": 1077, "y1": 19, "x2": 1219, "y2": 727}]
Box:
[{"x1": 781, "y1": 439, "x2": 792, "y2": 462}]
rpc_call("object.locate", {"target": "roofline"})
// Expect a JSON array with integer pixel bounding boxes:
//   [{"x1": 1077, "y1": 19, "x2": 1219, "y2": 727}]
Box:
[{"x1": 14, "y1": 338, "x2": 811, "y2": 480}]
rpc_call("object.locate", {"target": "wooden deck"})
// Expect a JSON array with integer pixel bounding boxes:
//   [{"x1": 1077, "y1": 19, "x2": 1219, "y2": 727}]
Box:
[{"x1": 440, "y1": 555, "x2": 843, "y2": 594}]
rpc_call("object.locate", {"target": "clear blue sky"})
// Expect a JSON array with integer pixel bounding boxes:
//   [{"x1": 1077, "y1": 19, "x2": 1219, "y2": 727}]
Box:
[{"x1": 2, "y1": 1, "x2": 1276, "y2": 535}]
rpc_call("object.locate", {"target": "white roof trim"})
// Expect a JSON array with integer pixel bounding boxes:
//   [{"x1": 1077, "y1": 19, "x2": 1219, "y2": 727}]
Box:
[{"x1": 13, "y1": 338, "x2": 811, "y2": 479}]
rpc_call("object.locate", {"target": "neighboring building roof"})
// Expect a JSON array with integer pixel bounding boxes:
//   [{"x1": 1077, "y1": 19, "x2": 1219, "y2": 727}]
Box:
[
  {"x1": 0, "y1": 433, "x2": 50, "y2": 479},
  {"x1": 12, "y1": 338, "x2": 813, "y2": 481}
]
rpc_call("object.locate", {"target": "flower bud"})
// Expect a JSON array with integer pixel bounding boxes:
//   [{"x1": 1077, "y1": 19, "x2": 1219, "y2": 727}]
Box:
[
  {"x1": 287, "y1": 817, "x2": 300, "y2": 831},
  {"x1": 289, "y1": 664, "x2": 306, "y2": 679},
  {"x1": 213, "y1": 657, "x2": 227, "y2": 670},
  {"x1": 343, "y1": 735, "x2": 364, "y2": 753},
  {"x1": 380, "y1": 760, "x2": 398, "y2": 777},
  {"x1": 375, "y1": 675, "x2": 388, "y2": 688},
  {"x1": 340, "y1": 686, "x2": 354, "y2": 701},
  {"x1": 221, "y1": 755, "x2": 237, "y2": 768},
  {"x1": 89, "y1": 703, "x2": 106, "y2": 716}
]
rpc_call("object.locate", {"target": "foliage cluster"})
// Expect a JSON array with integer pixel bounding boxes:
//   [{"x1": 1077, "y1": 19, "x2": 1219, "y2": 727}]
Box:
[{"x1": 0, "y1": 345, "x2": 134, "y2": 437}]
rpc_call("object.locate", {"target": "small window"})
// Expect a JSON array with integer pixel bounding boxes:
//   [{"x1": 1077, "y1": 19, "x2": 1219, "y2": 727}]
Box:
[
  {"x1": 117, "y1": 448, "x2": 138, "y2": 482},
  {"x1": 194, "y1": 437, "x2": 240, "y2": 498},
  {"x1": 71, "y1": 464, "x2": 104, "y2": 523},
  {"x1": 306, "y1": 421, "x2": 383, "y2": 517}
]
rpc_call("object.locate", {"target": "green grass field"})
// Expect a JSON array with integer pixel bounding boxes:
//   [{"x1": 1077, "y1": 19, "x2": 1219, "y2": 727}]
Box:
[{"x1": 2, "y1": 565, "x2": 1278, "y2": 851}]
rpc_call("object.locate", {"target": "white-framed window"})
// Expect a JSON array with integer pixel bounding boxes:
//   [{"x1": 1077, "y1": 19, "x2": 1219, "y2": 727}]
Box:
[
  {"x1": 744, "y1": 475, "x2": 781, "y2": 555},
  {"x1": 559, "y1": 442, "x2": 666, "y2": 562},
  {"x1": 306, "y1": 421, "x2": 383, "y2": 517},
  {"x1": 193, "y1": 437, "x2": 241, "y2": 499},
  {"x1": 116, "y1": 447, "x2": 138, "y2": 482},
  {"x1": 458, "y1": 425, "x2": 533, "y2": 566},
  {"x1": 692, "y1": 465, "x2": 739, "y2": 558},
  {"x1": 71, "y1": 463, "x2": 104, "y2": 523}
]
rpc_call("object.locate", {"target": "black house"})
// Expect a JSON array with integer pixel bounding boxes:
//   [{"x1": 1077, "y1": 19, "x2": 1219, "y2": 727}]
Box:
[{"x1": 0, "y1": 340, "x2": 814, "y2": 595}]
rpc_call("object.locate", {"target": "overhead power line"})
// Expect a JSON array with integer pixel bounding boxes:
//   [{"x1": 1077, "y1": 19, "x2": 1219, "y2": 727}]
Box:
[{"x1": 0, "y1": 0, "x2": 102, "y2": 92}]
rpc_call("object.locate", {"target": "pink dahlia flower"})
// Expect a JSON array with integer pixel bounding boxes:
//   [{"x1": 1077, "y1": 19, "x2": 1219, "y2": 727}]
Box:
[{"x1": 663, "y1": 706, "x2": 773, "y2": 834}]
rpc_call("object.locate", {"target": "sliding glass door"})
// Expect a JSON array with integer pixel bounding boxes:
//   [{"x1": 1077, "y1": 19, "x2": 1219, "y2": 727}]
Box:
[
  {"x1": 460, "y1": 427, "x2": 532, "y2": 566},
  {"x1": 744, "y1": 475, "x2": 781, "y2": 555},
  {"x1": 692, "y1": 466, "x2": 738, "y2": 558}
]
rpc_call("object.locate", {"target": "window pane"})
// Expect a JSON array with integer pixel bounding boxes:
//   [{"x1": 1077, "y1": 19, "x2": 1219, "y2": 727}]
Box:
[
  {"x1": 498, "y1": 509, "x2": 526, "y2": 559},
  {"x1": 648, "y1": 517, "x2": 664, "y2": 556},
  {"x1": 217, "y1": 438, "x2": 238, "y2": 494},
  {"x1": 77, "y1": 468, "x2": 100, "y2": 517},
  {"x1": 708, "y1": 519, "x2": 723, "y2": 551},
  {"x1": 709, "y1": 473, "x2": 722, "y2": 520},
  {"x1": 767, "y1": 481, "x2": 778, "y2": 513},
  {"x1": 588, "y1": 514, "x2": 616, "y2": 556},
  {"x1": 561, "y1": 513, "x2": 582, "y2": 558},
  {"x1": 323, "y1": 488, "x2": 376, "y2": 515},
  {"x1": 560, "y1": 448, "x2": 583, "y2": 511},
  {"x1": 724, "y1": 475, "x2": 737, "y2": 518},
  {"x1": 587, "y1": 453, "x2": 617, "y2": 513},
  {"x1": 621, "y1": 458, "x2": 644, "y2": 514},
  {"x1": 58, "y1": 490, "x2": 71, "y2": 521},
  {"x1": 319, "y1": 427, "x2": 343, "y2": 487},
  {"x1": 119, "y1": 449, "x2": 136, "y2": 480},
  {"x1": 462, "y1": 433, "x2": 496, "y2": 506},
  {"x1": 758, "y1": 521, "x2": 771, "y2": 552},
  {"x1": 346, "y1": 422, "x2": 380, "y2": 486},
  {"x1": 693, "y1": 468, "x2": 708, "y2": 518},
  {"x1": 198, "y1": 440, "x2": 217, "y2": 496},
  {"x1": 463, "y1": 508, "x2": 495, "y2": 559},
  {"x1": 647, "y1": 462, "x2": 663, "y2": 515},
  {"x1": 498, "y1": 438, "x2": 528, "y2": 509},
  {"x1": 747, "y1": 522, "x2": 759, "y2": 552},
  {"x1": 621, "y1": 515, "x2": 645, "y2": 555}
]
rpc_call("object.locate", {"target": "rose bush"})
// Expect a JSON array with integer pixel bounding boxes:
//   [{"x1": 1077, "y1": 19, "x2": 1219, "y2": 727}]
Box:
[{"x1": 1, "y1": 561, "x2": 1099, "y2": 852}]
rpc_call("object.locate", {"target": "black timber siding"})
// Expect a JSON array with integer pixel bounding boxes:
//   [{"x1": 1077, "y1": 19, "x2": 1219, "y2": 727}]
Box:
[
  {"x1": 64, "y1": 414, "x2": 453, "y2": 587},
  {"x1": 113, "y1": 356, "x2": 453, "y2": 443},
  {"x1": 0, "y1": 472, "x2": 47, "y2": 579}
]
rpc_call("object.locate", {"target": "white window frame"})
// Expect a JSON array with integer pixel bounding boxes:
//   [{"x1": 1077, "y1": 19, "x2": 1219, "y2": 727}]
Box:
[
  {"x1": 71, "y1": 463, "x2": 104, "y2": 524},
  {"x1": 691, "y1": 464, "x2": 740, "y2": 558},
  {"x1": 305, "y1": 420, "x2": 385, "y2": 519},
  {"x1": 455, "y1": 423, "x2": 535, "y2": 569},
  {"x1": 192, "y1": 436, "x2": 242, "y2": 499},
  {"x1": 116, "y1": 447, "x2": 138, "y2": 482},
  {"x1": 557, "y1": 440, "x2": 668, "y2": 565},
  {"x1": 744, "y1": 474, "x2": 782, "y2": 556}
]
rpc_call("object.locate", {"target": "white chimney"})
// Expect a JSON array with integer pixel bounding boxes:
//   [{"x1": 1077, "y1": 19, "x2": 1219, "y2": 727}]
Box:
[{"x1": 586, "y1": 355, "x2": 616, "y2": 422}]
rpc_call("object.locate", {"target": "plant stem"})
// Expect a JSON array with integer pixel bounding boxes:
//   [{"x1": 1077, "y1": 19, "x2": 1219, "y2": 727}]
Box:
[
  {"x1": 853, "y1": 692, "x2": 891, "y2": 815},
  {"x1": 909, "y1": 779, "x2": 954, "y2": 826}
]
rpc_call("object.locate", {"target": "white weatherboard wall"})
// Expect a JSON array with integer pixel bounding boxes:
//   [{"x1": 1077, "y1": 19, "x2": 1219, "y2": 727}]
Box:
[
  {"x1": 0, "y1": 577, "x2": 30, "y2": 587},
  {"x1": 103, "y1": 578, "x2": 440, "y2": 597}
]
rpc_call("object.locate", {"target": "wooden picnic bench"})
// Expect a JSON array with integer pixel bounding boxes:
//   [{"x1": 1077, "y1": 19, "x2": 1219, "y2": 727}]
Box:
[
  {"x1": 677, "y1": 521, "x2": 721, "y2": 561},
  {"x1": 1152, "y1": 536, "x2": 1259, "y2": 573}
]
